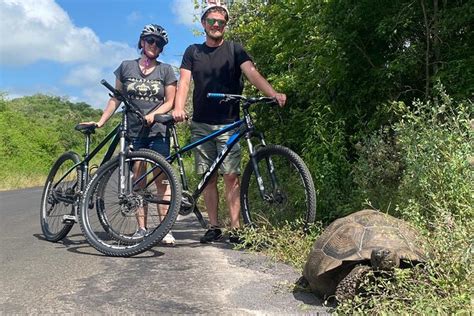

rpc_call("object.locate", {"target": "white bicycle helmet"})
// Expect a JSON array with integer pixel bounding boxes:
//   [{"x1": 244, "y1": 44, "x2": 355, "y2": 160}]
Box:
[
  {"x1": 139, "y1": 24, "x2": 169, "y2": 48},
  {"x1": 200, "y1": 0, "x2": 229, "y2": 22}
]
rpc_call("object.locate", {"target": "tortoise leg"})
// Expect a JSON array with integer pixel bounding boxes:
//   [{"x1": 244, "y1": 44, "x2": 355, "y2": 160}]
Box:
[{"x1": 335, "y1": 265, "x2": 371, "y2": 302}]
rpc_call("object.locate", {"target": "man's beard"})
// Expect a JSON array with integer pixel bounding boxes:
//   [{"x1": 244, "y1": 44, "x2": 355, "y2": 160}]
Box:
[{"x1": 205, "y1": 29, "x2": 224, "y2": 41}]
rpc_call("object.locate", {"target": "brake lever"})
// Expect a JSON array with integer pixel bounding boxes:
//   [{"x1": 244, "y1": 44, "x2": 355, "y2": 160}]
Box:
[
  {"x1": 219, "y1": 95, "x2": 234, "y2": 104},
  {"x1": 265, "y1": 97, "x2": 279, "y2": 106}
]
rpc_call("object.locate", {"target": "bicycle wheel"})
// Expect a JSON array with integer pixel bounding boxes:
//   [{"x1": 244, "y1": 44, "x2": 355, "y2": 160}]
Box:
[
  {"x1": 40, "y1": 151, "x2": 81, "y2": 241},
  {"x1": 79, "y1": 150, "x2": 181, "y2": 257},
  {"x1": 240, "y1": 145, "x2": 316, "y2": 231}
]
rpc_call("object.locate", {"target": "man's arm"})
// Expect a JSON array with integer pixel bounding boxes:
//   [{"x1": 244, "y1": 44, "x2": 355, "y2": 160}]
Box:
[
  {"x1": 241, "y1": 61, "x2": 286, "y2": 107},
  {"x1": 173, "y1": 68, "x2": 192, "y2": 122}
]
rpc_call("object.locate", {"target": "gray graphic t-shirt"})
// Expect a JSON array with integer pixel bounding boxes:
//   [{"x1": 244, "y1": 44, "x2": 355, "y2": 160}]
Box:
[{"x1": 114, "y1": 59, "x2": 177, "y2": 137}]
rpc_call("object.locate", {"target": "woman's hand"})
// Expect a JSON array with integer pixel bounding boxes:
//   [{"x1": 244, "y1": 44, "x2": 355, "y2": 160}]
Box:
[
  {"x1": 144, "y1": 113, "x2": 155, "y2": 126},
  {"x1": 80, "y1": 121, "x2": 101, "y2": 127}
]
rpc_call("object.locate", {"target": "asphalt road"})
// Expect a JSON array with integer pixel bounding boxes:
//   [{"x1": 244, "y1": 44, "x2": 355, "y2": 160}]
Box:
[{"x1": 0, "y1": 187, "x2": 329, "y2": 315}]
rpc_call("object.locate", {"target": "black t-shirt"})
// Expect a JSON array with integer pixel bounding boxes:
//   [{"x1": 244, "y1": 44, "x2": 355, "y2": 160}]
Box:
[{"x1": 180, "y1": 41, "x2": 252, "y2": 124}]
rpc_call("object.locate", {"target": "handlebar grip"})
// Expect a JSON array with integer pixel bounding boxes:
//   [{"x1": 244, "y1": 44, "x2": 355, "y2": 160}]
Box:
[
  {"x1": 207, "y1": 93, "x2": 225, "y2": 99},
  {"x1": 100, "y1": 79, "x2": 116, "y2": 93}
]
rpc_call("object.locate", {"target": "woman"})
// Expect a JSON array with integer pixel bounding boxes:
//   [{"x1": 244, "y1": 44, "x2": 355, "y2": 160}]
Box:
[{"x1": 84, "y1": 24, "x2": 177, "y2": 245}]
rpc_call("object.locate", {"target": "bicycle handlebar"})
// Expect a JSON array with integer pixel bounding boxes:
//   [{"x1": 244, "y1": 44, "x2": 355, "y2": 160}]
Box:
[
  {"x1": 207, "y1": 93, "x2": 278, "y2": 107},
  {"x1": 100, "y1": 79, "x2": 126, "y2": 101},
  {"x1": 100, "y1": 79, "x2": 145, "y2": 125},
  {"x1": 100, "y1": 79, "x2": 116, "y2": 94}
]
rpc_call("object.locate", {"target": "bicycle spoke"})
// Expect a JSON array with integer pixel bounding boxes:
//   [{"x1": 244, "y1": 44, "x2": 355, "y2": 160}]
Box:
[
  {"x1": 79, "y1": 151, "x2": 181, "y2": 256},
  {"x1": 241, "y1": 145, "x2": 316, "y2": 230},
  {"x1": 40, "y1": 152, "x2": 80, "y2": 241}
]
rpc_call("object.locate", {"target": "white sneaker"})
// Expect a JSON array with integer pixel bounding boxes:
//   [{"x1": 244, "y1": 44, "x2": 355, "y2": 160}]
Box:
[
  {"x1": 131, "y1": 227, "x2": 147, "y2": 239},
  {"x1": 161, "y1": 231, "x2": 175, "y2": 245}
]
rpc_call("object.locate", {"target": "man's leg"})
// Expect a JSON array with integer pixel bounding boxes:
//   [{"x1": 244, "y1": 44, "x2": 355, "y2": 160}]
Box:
[
  {"x1": 203, "y1": 173, "x2": 219, "y2": 227},
  {"x1": 200, "y1": 173, "x2": 223, "y2": 243},
  {"x1": 223, "y1": 173, "x2": 240, "y2": 229}
]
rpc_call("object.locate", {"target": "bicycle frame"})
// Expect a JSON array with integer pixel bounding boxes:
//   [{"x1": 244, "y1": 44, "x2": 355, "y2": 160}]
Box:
[
  {"x1": 51, "y1": 80, "x2": 154, "y2": 209},
  {"x1": 52, "y1": 124, "x2": 120, "y2": 205},
  {"x1": 150, "y1": 99, "x2": 275, "y2": 228},
  {"x1": 168, "y1": 119, "x2": 244, "y2": 193}
]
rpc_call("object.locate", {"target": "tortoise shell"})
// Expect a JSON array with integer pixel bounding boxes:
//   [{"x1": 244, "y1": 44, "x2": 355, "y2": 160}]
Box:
[{"x1": 303, "y1": 209, "x2": 428, "y2": 297}]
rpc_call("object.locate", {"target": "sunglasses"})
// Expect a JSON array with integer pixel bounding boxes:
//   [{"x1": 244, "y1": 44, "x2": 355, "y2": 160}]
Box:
[
  {"x1": 144, "y1": 37, "x2": 163, "y2": 46},
  {"x1": 206, "y1": 18, "x2": 226, "y2": 27}
]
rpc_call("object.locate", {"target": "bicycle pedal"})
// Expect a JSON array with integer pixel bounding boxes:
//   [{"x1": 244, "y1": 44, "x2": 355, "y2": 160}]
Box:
[
  {"x1": 179, "y1": 192, "x2": 194, "y2": 216},
  {"x1": 62, "y1": 215, "x2": 77, "y2": 224},
  {"x1": 179, "y1": 206, "x2": 193, "y2": 216},
  {"x1": 181, "y1": 198, "x2": 193, "y2": 208}
]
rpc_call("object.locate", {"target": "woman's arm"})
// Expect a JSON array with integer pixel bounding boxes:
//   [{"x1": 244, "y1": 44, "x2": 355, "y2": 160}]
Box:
[
  {"x1": 145, "y1": 82, "x2": 177, "y2": 125},
  {"x1": 82, "y1": 79, "x2": 123, "y2": 127}
]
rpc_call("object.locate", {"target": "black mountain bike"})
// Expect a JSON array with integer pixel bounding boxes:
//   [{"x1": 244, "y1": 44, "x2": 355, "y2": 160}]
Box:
[
  {"x1": 156, "y1": 93, "x2": 317, "y2": 232},
  {"x1": 40, "y1": 80, "x2": 181, "y2": 257},
  {"x1": 79, "y1": 92, "x2": 316, "y2": 257}
]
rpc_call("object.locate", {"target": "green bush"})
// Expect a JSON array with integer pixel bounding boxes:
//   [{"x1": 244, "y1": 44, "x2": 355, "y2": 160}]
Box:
[
  {"x1": 0, "y1": 109, "x2": 62, "y2": 186},
  {"x1": 0, "y1": 94, "x2": 116, "y2": 189},
  {"x1": 335, "y1": 88, "x2": 473, "y2": 313},
  {"x1": 234, "y1": 221, "x2": 323, "y2": 270}
]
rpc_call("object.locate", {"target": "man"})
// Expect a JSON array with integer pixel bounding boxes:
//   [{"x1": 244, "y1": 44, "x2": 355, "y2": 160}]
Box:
[{"x1": 173, "y1": 1, "x2": 286, "y2": 243}]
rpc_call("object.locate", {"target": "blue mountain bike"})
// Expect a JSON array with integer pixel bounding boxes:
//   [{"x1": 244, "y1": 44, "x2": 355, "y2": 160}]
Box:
[{"x1": 158, "y1": 93, "x2": 317, "y2": 232}]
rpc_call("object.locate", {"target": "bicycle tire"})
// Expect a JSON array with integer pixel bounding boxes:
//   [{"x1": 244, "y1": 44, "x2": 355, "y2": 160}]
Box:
[
  {"x1": 40, "y1": 151, "x2": 81, "y2": 241},
  {"x1": 93, "y1": 148, "x2": 176, "y2": 244},
  {"x1": 92, "y1": 165, "x2": 155, "y2": 245},
  {"x1": 240, "y1": 145, "x2": 316, "y2": 231},
  {"x1": 79, "y1": 150, "x2": 182, "y2": 257}
]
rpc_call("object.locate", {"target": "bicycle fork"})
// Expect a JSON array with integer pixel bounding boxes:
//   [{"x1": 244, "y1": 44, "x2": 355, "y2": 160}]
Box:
[{"x1": 246, "y1": 133, "x2": 279, "y2": 202}]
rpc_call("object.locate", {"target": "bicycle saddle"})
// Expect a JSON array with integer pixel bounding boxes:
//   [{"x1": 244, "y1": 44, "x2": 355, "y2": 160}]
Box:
[
  {"x1": 154, "y1": 114, "x2": 174, "y2": 125},
  {"x1": 75, "y1": 123, "x2": 97, "y2": 135}
]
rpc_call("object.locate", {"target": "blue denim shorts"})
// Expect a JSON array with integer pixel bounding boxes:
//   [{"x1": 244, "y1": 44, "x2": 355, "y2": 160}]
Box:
[{"x1": 131, "y1": 136, "x2": 170, "y2": 158}]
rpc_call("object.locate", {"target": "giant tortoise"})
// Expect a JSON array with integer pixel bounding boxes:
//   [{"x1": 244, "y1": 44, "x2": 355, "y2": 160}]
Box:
[{"x1": 303, "y1": 209, "x2": 428, "y2": 301}]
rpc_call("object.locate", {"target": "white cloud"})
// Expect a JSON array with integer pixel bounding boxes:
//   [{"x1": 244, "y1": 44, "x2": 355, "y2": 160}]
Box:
[
  {"x1": 63, "y1": 65, "x2": 102, "y2": 86},
  {"x1": 0, "y1": 0, "x2": 198, "y2": 108},
  {"x1": 81, "y1": 84, "x2": 112, "y2": 109},
  {"x1": 62, "y1": 64, "x2": 116, "y2": 107},
  {"x1": 0, "y1": 0, "x2": 137, "y2": 67},
  {"x1": 0, "y1": 0, "x2": 99, "y2": 65},
  {"x1": 2, "y1": 84, "x2": 64, "y2": 101},
  {"x1": 126, "y1": 11, "x2": 142, "y2": 24},
  {"x1": 0, "y1": 0, "x2": 137, "y2": 108},
  {"x1": 171, "y1": 0, "x2": 200, "y2": 27}
]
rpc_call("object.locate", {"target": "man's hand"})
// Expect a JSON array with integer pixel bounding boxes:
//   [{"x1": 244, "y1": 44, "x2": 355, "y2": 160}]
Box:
[
  {"x1": 173, "y1": 109, "x2": 187, "y2": 122},
  {"x1": 274, "y1": 93, "x2": 287, "y2": 107}
]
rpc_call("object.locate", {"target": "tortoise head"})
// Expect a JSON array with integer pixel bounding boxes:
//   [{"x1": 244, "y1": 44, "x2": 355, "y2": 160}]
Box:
[{"x1": 370, "y1": 248, "x2": 400, "y2": 271}]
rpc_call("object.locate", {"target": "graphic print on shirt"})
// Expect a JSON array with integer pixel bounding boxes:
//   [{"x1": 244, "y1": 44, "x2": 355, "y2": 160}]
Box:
[{"x1": 125, "y1": 78, "x2": 162, "y2": 102}]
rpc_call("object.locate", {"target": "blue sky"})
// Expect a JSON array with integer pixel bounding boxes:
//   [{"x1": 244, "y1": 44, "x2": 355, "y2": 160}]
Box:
[{"x1": 0, "y1": 0, "x2": 204, "y2": 108}]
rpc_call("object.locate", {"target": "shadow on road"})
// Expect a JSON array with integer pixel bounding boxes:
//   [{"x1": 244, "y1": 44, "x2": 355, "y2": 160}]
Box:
[
  {"x1": 33, "y1": 233, "x2": 165, "y2": 258},
  {"x1": 33, "y1": 233, "x2": 87, "y2": 245}
]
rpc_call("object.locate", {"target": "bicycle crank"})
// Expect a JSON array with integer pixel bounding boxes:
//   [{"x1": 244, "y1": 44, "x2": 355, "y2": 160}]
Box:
[{"x1": 179, "y1": 190, "x2": 195, "y2": 216}]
